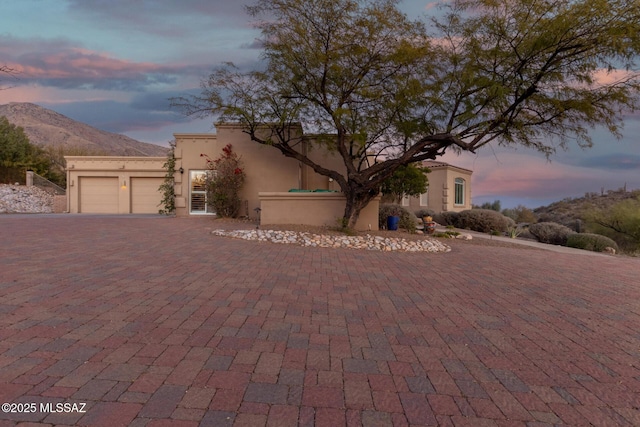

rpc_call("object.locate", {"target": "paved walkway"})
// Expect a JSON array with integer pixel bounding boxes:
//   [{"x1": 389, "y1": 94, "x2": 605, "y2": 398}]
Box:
[
  {"x1": 446, "y1": 229, "x2": 616, "y2": 257},
  {"x1": 1, "y1": 215, "x2": 639, "y2": 427}
]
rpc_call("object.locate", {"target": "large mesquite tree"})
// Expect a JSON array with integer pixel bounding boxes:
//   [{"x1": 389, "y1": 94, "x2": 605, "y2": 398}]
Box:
[{"x1": 175, "y1": 0, "x2": 640, "y2": 229}]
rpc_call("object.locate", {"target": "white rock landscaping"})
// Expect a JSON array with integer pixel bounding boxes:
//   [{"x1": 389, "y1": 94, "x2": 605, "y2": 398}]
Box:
[
  {"x1": 0, "y1": 184, "x2": 53, "y2": 214},
  {"x1": 211, "y1": 229, "x2": 451, "y2": 253}
]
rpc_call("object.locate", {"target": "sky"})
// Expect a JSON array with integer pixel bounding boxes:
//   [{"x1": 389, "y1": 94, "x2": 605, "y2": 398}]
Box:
[{"x1": 0, "y1": 0, "x2": 638, "y2": 209}]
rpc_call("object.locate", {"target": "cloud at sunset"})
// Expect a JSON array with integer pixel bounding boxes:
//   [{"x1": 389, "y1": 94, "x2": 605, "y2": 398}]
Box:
[
  {"x1": 442, "y1": 143, "x2": 639, "y2": 207},
  {"x1": 0, "y1": 36, "x2": 207, "y2": 91},
  {"x1": 1, "y1": 0, "x2": 638, "y2": 208}
]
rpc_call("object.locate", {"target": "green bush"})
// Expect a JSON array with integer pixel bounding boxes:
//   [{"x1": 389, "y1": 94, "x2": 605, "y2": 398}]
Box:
[
  {"x1": 567, "y1": 233, "x2": 619, "y2": 252},
  {"x1": 529, "y1": 222, "x2": 575, "y2": 245},
  {"x1": 457, "y1": 209, "x2": 512, "y2": 233},
  {"x1": 433, "y1": 211, "x2": 460, "y2": 227},
  {"x1": 379, "y1": 204, "x2": 417, "y2": 233}
]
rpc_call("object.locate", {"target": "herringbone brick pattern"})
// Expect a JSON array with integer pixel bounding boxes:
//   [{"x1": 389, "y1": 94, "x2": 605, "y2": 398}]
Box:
[{"x1": 0, "y1": 216, "x2": 639, "y2": 426}]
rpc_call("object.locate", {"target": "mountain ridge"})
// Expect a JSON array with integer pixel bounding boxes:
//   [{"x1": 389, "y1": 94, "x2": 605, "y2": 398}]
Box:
[{"x1": 0, "y1": 102, "x2": 168, "y2": 157}]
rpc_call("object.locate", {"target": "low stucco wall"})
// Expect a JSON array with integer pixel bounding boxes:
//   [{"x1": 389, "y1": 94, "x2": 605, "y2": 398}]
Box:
[
  {"x1": 53, "y1": 195, "x2": 67, "y2": 213},
  {"x1": 259, "y1": 192, "x2": 380, "y2": 231}
]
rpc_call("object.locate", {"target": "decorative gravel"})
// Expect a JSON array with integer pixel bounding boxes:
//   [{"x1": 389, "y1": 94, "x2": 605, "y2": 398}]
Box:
[
  {"x1": 211, "y1": 228, "x2": 451, "y2": 252},
  {"x1": 0, "y1": 184, "x2": 53, "y2": 213}
]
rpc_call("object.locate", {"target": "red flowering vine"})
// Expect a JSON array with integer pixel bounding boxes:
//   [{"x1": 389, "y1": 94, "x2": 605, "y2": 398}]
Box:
[{"x1": 203, "y1": 144, "x2": 246, "y2": 217}]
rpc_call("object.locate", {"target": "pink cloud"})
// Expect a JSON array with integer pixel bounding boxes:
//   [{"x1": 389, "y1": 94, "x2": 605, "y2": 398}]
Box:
[
  {"x1": 14, "y1": 48, "x2": 167, "y2": 79},
  {"x1": 441, "y1": 151, "x2": 595, "y2": 199},
  {"x1": 593, "y1": 68, "x2": 639, "y2": 86},
  {"x1": 424, "y1": 1, "x2": 451, "y2": 10},
  {"x1": 0, "y1": 36, "x2": 204, "y2": 91}
]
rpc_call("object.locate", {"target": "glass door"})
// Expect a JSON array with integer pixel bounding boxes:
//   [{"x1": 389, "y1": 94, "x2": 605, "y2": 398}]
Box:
[{"x1": 190, "y1": 170, "x2": 214, "y2": 214}]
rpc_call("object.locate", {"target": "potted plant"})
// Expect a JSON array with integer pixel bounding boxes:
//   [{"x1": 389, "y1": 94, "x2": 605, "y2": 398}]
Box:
[
  {"x1": 387, "y1": 205, "x2": 402, "y2": 231},
  {"x1": 423, "y1": 215, "x2": 436, "y2": 235}
]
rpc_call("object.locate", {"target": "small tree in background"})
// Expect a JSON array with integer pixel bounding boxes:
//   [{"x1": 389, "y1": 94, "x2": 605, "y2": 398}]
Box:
[
  {"x1": 381, "y1": 164, "x2": 429, "y2": 204},
  {"x1": 0, "y1": 116, "x2": 61, "y2": 185},
  {"x1": 158, "y1": 140, "x2": 177, "y2": 215},
  {"x1": 203, "y1": 144, "x2": 246, "y2": 217},
  {"x1": 476, "y1": 200, "x2": 502, "y2": 212},
  {"x1": 502, "y1": 205, "x2": 538, "y2": 224}
]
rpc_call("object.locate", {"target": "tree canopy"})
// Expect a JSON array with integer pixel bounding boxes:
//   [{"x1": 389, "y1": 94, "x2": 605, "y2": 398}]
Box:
[
  {"x1": 0, "y1": 116, "x2": 64, "y2": 185},
  {"x1": 381, "y1": 164, "x2": 429, "y2": 204},
  {"x1": 175, "y1": 0, "x2": 640, "y2": 228}
]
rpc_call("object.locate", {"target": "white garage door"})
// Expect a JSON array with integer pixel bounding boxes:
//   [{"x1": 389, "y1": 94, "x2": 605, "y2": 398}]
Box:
[
  {"x1": 79, "y1": 177, "x2": 119, "y2": 213},
  {"x1": 131, "y1": 177, "x2": 163, "y2": 213}
]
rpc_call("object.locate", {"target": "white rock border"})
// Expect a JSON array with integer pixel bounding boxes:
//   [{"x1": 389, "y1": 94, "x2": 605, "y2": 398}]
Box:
[{"x1": 211, "y1": 229, "x2": 451, "y2": 253}]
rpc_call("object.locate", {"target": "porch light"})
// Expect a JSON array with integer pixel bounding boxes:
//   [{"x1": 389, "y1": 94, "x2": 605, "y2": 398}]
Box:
[
  {"x1": 121, "y1": 179, "x2": 127, "y2": 189},
  {"x1": 179, "y1": 167, "x2": 184, "y2": 174}
]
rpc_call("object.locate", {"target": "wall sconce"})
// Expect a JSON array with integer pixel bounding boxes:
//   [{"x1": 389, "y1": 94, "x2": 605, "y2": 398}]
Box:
[
  {"x1": 179, "y1": 167, "x2": 184, "y2": 174},
  {"x1": 121, "y1": 179, "x2": 127, "y2": 189}
]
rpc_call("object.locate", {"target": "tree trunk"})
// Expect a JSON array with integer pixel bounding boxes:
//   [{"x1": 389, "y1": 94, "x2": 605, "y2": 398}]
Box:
[{"x1": 342, "y1": 185, "x2": 378, "y2": 230}]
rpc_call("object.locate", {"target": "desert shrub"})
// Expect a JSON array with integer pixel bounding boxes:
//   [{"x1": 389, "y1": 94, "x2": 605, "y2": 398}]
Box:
[
  {"x1": 414, "y1": 208, "x2": 435, "y2": 219},
  {"x1": 379, "y1": 204, "x2": 417, "y2": 233},
  {"x1": 529, "y1": 222, "x2": 575, "y2": 245},
  {"x1": 433, "y1": 211, "x2": 460, "y2": 227},
  {"x1": 457, "y1": 209, "x2": 511, "y2": 233},
  {"x1": 584, "y1": 197, "x2": 640, "y2": 253},
  {"x1": 567, "y1": 233, "x2": 619, "y2": 252},
  {"x1": 502, "y1": 205, "x2": 538, "y2": 224},
  {"x1": 506, "y1": 225, "x2": 526, "y2": 239}
]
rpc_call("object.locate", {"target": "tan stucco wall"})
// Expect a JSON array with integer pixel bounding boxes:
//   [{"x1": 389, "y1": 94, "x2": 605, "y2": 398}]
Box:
[
  {"x1": 63, "y1": 125, "x2": 472, "y2": 223},
  {"x1": 301, "y1": 137, "x2": 346, "y2": 192},
  {"x1": 174, "y1": 126, "x2": 349, "y2": 218},
  {"x1": 65, "y1": 156, "x2": 165, "y2": 214},
  {"x1": 174, "y1": 126, "x2": 304, "y2": 217},
  {"x1": 259, "y1": 192, "x2": 380, "y2": 231},
  {"x1": 53, "y1": 195, "x2": 67, "y2": 213}
]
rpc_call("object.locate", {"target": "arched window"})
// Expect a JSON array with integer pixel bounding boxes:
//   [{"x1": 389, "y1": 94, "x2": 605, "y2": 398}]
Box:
[{"x1": 454, "y1": 178, "x2": 465, "y2": 206}]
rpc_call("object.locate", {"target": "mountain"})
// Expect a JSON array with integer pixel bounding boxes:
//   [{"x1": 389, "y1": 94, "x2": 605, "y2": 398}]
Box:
[
  {"x1": 0, "y1": 102, "x2": 168, "y2": 157},
  {"x1": 534, "y1": 188, "x2": 640, "y2": 226}
]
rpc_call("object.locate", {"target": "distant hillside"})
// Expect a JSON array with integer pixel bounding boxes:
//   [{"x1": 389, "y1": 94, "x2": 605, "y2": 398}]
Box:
[
  {"x1": 534, "y1": 188, "x2": 640, "y2": 226},
  {"x1": 0, "y1": 102, "x2": 167, "y2": 157}
]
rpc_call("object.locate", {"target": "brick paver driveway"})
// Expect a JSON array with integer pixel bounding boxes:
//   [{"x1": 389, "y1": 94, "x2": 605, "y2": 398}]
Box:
[{"x1": 1, "y1": 216, "x2": 639, "y2": 427}]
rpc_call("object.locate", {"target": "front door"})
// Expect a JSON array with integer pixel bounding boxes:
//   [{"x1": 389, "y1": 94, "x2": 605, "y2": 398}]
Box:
[{"x1": 189, "y1": 170, "x2": 214, "y2": 214}]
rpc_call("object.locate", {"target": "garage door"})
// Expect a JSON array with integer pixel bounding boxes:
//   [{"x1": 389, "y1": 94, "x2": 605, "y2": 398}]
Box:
[
  {"x1": 79, "y1": 177, "x2": 119, "y2": 213},
  {"x1": 131, "y1": 177, "x2": 164, "y2": 213}
]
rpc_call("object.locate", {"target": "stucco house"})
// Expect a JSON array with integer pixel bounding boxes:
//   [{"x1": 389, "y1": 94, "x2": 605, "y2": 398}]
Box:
[
  {"x1": 402, "y1": 161, "x2": 473, "y2": 214},
  {"x1": 65, "y1": 124, "x2": 471, "y2": 229}
]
